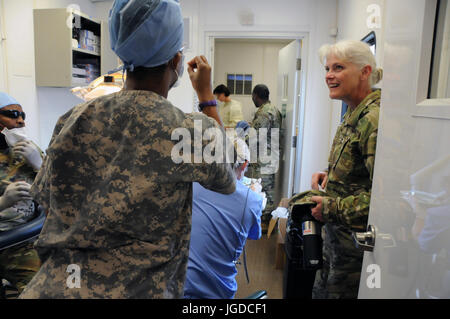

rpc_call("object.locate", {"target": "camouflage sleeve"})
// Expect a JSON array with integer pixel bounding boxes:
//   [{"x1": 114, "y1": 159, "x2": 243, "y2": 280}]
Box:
[
  {"x1": 251, "y1": 111, "x2": 271, "y2": 170},
  {"x1": 47, "y1": 108, "x2": 75, "y2": 149},
  {"x1": 322, "y1": 109, "x2": 379, "y2": 232},
  {"x1": 252, "y1": 112, "x2": 270, "y2": 131},
  {"x1": 30, "y1": 153, "x2": 50, "y2": 211},
  {"x1": 199, "y1": 161, "x2": 236, "y2": 194},
  {"x1": 188, "y1": 113, "x2": 236, "y2": 194},
  {"x1": 322, "y1": 192, "x2": 371, "y2": 232},
  {"x1": 357, "y1": 108, "x2": 379, "y2": 180},
  {"x1": 30, "y1": 109, "x2": 74, "y2": 210}
]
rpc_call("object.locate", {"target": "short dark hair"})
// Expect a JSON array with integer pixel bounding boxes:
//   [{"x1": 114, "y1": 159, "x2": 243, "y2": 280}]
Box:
[
  {"x1": 252, "y1": 84, "x2": 270, "y2": 100},
  {"x1": 213, "y1": 84, "x2": 231, "y2": 97}
]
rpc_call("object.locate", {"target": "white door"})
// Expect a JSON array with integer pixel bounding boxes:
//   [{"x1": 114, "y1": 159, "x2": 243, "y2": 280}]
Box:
[
  {"x1": 358, "y1": 0, "x2": 450, "y2": 298},
  {"x1": 275, "y1": 39, "x2": 303, "y2": 205}
]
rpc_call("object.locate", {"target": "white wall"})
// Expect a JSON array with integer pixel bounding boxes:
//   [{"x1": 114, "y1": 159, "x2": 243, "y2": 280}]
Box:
[
  {"x1": 167, "y1": 0, "x2": 201, "y2": 113},
  {"x1": 213, "y1": 40, "x2": 291, "y2": 123},
  {"x1": 2, "y1": 0, "x2": 40, "y2": 146},
  {"x1": 328, "y1": 0, "x2": 386, "y2": 149},
  {"x1": 0, "y1": 0, "x2": 7, "y2": 92}
]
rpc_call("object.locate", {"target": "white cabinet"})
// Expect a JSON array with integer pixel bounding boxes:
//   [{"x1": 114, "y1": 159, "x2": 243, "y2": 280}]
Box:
[{"x1": 33, "y1": 8, "x2": 117, "y2": 87}]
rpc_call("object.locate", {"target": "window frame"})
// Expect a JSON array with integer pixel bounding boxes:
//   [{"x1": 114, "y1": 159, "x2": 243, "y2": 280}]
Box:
[
  {"x1": 414, "y1": 0, "x2": 450, "y2": 120},
  {"x1": 226, "y1": 73, "x2": 253, "y2": 96}
]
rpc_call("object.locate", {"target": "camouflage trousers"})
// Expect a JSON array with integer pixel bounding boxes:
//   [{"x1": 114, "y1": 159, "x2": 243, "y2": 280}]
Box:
[
  {"x1": 260, "y1": 173, "x2": 276, "y2": 215},
  {"x1": 312, "y1": 224, "x2": 363, "y2": 299},
  {"x1": 0, "y1": 241, "x2": 41, "y2": 298},
  {"x1": 245, "y1": 163, "x2": 276, "y2": 227},
  {"x1": 289, "y1": 190, "x2": 363, "y2": 299}
]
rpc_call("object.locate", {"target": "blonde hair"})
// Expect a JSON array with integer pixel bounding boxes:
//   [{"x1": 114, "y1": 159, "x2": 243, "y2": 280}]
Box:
[{"x1": 319, "y1": 40, "x2": 383, "y2": 87}]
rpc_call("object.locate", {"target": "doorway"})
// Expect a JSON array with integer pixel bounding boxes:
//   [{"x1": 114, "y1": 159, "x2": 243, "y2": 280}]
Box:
[
  {"x1": 213, "y1": 38, "x2": 292, "y2": 123},
  {"x1": 210, "y1": 35, "x2": 306, "y2": 204}
]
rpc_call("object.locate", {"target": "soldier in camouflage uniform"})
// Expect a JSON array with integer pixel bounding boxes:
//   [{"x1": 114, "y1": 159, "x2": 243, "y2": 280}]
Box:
[
  {"x1": 0, "y1": 92, "x2": 43, "y2": 298},
  {"x1": 291, "y1": 40, "x2": 383, "y2": 298},
  {"x1": 20, "y1": 0, "x2": 235, "y2": 299},
  {"x1": 246, "y1": 85, "x2": 282, "y2": 229}
]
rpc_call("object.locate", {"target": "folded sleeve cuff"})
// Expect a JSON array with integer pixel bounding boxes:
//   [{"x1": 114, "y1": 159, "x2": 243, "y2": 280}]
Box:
[{"x1": 322, "y1": 196, "x2": 337, "y2": 223}]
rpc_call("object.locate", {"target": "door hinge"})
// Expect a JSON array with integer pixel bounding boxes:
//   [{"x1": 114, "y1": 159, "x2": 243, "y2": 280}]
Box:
[
  {"x1": 292, "y1": 136, "x2": 297, "y2": 148},
  {"x1": 296, "y1": 58, "x2": 301, "y2": 71}
]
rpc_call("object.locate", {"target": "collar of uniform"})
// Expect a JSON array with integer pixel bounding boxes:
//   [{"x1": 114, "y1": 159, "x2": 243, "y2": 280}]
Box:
[
  {"x1": 344, "y1": 89, "x2": 381, "y2": 128},
  {"x1": 260, "y1": 101, "x2": 271, "y2": 108},
  {"x1": 256, "y1": 101, "x2": 271, "y2": 113},
  {"x1": 118, "y1": 89, "x2": 168, "y2": 103}
]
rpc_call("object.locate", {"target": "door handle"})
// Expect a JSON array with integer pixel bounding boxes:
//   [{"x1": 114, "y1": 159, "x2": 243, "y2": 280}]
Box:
[{"x1": 352, "y1": 224, "x2": 376, "y2": 252}]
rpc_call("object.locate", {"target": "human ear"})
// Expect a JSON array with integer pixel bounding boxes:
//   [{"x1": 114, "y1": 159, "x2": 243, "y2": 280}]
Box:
[
  {"x1": 170, "y1": 52, "x2": 182, "y2": 71},
  {"x1": 361, "y1": 65, "x2": 372, "y2": 81}
]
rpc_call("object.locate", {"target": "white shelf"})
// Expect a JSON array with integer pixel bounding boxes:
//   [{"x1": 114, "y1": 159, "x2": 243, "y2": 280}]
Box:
[{"x1": 73, "y1": 47, "x2": 100, "y2": 57}]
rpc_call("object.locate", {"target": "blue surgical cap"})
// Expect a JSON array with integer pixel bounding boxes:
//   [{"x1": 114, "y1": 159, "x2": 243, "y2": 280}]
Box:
[
  {"x1": 109, "y1": 0, "x2": 184, "y2": 71},
  {"x1": 236, "y1": 121, "x2": 250, "y2": 139},
  {"x1": 0, "y1": 92, "x2": 20, "y2": 110},
  {"x1": 236, "y1": 121, "x2": 250, "y2": 131}
]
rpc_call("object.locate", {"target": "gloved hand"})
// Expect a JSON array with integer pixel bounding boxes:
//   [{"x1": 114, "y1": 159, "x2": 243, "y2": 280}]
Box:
[
  {"x1": 0, "y1": 181, "x2": 33, "y2": 211},
  {"x1": 235, "y1": 121, "x2": 250, "y2": 138},
  {"x1": 236, "y1": 120, "x2": 250, "y2": 130},
  {"x1": 12, "y1": 140, "x2": 43, "y2": 171}
]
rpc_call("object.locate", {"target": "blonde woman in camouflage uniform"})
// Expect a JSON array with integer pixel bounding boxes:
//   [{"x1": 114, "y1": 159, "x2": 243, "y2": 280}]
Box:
[
  {"x1": 0, "y1": 92, "x2": 44, "y2": 298},
  {"x1": 290, "y1": 40, "x2": 383, "y2": 298}
]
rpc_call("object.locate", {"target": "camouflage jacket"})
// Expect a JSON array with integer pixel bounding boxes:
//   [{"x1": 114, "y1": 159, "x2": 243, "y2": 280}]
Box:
[
  {"x1": 248, "y1": 101, "x2": 282, "y2": 176},
  {"x1": 0, "y1": 143, "x2": 41, "y2": 232},
  {"x1": 20, "y1": 90, "x2": 236, "y2": 299},
  {"x1": 322, "y1": 90, "x2": 381, "y2": 232}
]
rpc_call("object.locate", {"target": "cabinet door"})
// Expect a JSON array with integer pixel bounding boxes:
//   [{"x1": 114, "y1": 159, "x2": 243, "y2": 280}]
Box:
[
  {"x1": 101, "y1": 20, "x2": 119, "y2": 75},
  {"x1": 34, "y1": 9, "x2": 72, "y2": 87}
]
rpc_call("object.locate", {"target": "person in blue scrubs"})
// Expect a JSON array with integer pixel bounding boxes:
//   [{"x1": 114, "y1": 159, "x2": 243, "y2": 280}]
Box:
[{"x1": 184, "y1": 138, "x2": 263, "y2": 299}]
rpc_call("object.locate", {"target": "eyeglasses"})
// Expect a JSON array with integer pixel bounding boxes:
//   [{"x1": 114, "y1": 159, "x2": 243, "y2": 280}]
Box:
[{"x1": 0, "y1": 110, "x2": 26, "y2": 120}]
